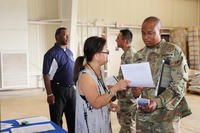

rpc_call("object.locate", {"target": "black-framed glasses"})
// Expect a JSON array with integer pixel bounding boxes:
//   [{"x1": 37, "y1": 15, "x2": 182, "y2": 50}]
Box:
[{"x1": 99, "y1": 51, "x2": 109, "y2": 55}]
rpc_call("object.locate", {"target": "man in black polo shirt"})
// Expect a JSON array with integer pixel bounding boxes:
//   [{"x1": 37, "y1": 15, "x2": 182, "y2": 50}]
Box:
[{"x1": 43, "y1": 27, "x2": 75, "y2": 133}]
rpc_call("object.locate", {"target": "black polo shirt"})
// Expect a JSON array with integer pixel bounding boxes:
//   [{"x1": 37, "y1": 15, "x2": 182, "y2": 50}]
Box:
[{"x1": 43, "y1": 43, "x2": 74, "y2": 85}]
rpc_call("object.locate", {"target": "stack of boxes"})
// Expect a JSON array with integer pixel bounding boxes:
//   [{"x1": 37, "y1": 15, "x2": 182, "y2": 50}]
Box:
[
  {"x1": 188, "y1": 69, "x2": 200, "y2": 93},
  {"x1": 170, "y1": 27, "x2": 200, "y2": 92},
  {"x1": 187, "y1": 27, "x2": 200, "y2": 92},
  {"x1": 187, "y1": 27, "x2": 200, "y2": 70},
  {"x1": 169, "y1": 27, "x2": 188, "y2": 58}
]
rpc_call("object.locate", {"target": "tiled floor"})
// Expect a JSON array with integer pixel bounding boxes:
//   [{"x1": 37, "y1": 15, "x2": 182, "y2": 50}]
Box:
[{"x1": 0, "y1": 88, "x2": 200, "y2": 133}]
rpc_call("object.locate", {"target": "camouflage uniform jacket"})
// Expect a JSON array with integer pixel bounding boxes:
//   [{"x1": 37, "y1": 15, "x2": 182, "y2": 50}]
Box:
[
  {"x1": 133, "y1": 39, "x2": 192, "y2": 122},
  {"x1": 117, "y1": 46, "x2": 137, "y2": 102}
]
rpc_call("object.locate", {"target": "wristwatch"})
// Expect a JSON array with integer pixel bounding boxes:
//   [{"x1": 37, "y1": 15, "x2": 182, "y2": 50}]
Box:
[{"x1": 47, "y1": 93, "x2": 53, "y2": 97}]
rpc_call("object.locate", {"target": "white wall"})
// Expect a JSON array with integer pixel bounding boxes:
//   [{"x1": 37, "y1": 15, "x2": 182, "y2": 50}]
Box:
[
  {"x1": 77, "y1": 0, "x2": 200, "y2": 53},
  {"x1": 78, "y1": 0, "x2": 198, "y2": 27},
  {"x1": 77, "y1": 0, "x2": 199, "y2": 77},
  {"x1": 27, "y1": 0, "x2": 200, "y2": 85},
  {"x1": 28, "y1": 0, "x2": 59, "y2": 20},
  {"x1": 27, "y1": 24, "x2": 59, "y2": 87},
  {"x1": 0, "y1": 0, "x2": 199, "y2": 88},
  {"x1": 28, "y1": 0, "x2": 57, "y2": 87},
  {"x1": 0, "y1": 0, "x2": 28, "y2": 51},
  {"x1": 0, "y1": 0, "x2": 28, "y2": 89}
]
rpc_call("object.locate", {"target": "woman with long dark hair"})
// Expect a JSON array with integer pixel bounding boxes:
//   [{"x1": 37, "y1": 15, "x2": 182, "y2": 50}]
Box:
[{"x1": 74, "y1": 36, "x2": 130, "y2": 133}]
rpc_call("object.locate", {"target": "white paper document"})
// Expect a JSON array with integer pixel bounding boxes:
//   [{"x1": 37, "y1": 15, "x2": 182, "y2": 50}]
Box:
[
  {"x1": 16, "y1": 116, "x2": 49, "y2": 124},
  {"x1": 11, "y1": 123, "x2": 55, "y2": 133},
  {"x1": 0, "y1": 122, "x2": 13, "y2": 130},
  {"x1": 121, "y1": 62, "x2": 155, "y2": 87}
]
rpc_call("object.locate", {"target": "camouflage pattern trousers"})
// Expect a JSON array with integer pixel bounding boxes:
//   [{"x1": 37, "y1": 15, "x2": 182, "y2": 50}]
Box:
[
  {"x1": 117, "y1": 100, "x2": 137, "y2": 133},
  {"x1": 136, "y1": 117, "x2": 180, "y2": 133}
]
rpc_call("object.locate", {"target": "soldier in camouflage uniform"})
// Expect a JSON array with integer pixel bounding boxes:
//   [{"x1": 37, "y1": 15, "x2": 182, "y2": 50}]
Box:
[
  {"x1": 115, "y1": 29, "x2": 137, "y2": 133},
  {"x1": 132, "y1": 16, "x2": 192, "y2": 133}
]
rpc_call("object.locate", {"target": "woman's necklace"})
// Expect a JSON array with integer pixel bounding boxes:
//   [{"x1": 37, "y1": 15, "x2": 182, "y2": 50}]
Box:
[
  {"x1": 87, "y1": 63, "x2": 116, "y2": 102},
  {"x1": 87, "y1": 63, "x2": 101, "y2": 80},
  {"x1": 87, "y1": 63, "x2": 108, "y2": 93}
]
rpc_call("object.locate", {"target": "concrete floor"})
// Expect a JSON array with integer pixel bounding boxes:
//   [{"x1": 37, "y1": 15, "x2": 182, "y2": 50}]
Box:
[{"x1": 0, "y1": 88, "x2": 200, "y2": 133}]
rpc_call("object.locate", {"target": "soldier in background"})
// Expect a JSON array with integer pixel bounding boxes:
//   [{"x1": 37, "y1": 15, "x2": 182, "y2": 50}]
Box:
[
  {"x1": 115, "y1": 29, "x2": 137, "y2": 133},
  {"x1": 132, "y1": 16, "x2": 192, "y2": 133}
]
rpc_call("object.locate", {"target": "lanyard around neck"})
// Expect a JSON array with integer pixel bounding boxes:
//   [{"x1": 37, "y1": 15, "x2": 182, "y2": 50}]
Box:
[
  {"x1": 87, "y1": 63, "x2": 107, "y2": 92},
  {"x1": 87, "y1": 63, "x2": 116, "y2": 102}
]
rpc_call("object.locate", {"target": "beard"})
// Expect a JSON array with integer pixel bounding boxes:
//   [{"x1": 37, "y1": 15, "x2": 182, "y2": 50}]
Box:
[{"x1": 60, "y1": 40, "x2": 68, "y2": 46}]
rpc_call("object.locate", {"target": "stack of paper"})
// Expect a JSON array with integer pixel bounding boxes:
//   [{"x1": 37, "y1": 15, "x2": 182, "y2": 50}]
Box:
[
  {"x1": 120, "y1": 62, "x2": 155, "y2": 87},
  {"x1": 16, "y1": 116, "x2": 49, "y2": 124},
  {"x1": 0, "y1": 122, "x2": 13, "y2": 130},
  {"x1": 11, "y1": 123, "x2": 55, "y2": 133}
]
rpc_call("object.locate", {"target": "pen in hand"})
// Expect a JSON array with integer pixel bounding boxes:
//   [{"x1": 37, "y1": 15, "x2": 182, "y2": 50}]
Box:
[{"x1": 113, "y1": 76, "x2": 119, "y2": 82}]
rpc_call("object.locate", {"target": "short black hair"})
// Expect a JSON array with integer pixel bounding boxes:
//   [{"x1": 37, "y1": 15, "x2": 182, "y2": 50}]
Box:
[
  {"x1": 55, "y1": 27, "x2": 67, "y2": 39},
  {"x1": 120, "y1": 29, "x2": 133, "y2": 44}
]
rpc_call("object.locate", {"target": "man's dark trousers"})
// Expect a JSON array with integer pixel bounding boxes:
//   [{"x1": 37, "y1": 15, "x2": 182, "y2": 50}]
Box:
[{"x1": 49, "y1": 83, "x2": 76, "y2": 133}]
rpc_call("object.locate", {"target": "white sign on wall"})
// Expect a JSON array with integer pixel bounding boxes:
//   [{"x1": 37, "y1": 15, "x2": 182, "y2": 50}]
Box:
[{"x1": 0, "y1": 51, "x2": 29, "y2": 89}]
